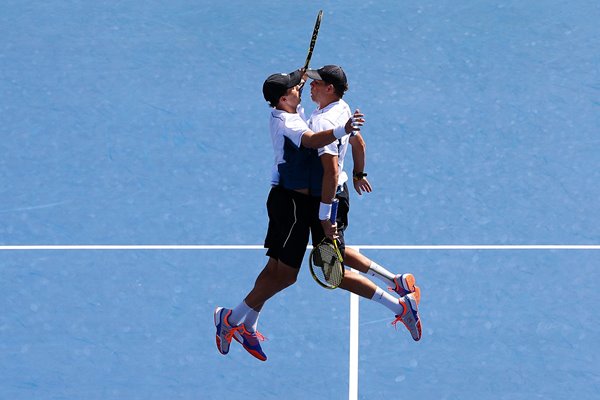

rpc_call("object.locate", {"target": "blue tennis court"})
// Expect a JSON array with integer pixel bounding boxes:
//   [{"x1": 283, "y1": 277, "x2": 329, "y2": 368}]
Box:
[{"x1": 2, "y1": 1, "x2": 599, "y2": 399}]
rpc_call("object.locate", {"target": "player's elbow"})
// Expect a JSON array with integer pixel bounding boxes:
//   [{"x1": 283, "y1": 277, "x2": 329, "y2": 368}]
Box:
[
  {"x1": 324, "y1": 167, "x2": 339, "y2": 185},
  {"x1": 330, "y1": 169, "x2": 339, "y2": 182},
  {"x1": 350, "y1": 135, "x2": 366, "y2": 151},
  {"x1": 301, "y1": 132, "x2": 320, "y2": 149}
]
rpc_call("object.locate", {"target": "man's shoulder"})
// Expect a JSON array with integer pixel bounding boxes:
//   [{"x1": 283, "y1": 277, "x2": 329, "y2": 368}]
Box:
[
  {"x1": 271, "y1": 110, "x2": 309, "y2": 137},
  {"x1": 271, "y1": 109, "x2": 305, "y2": 123},
  {"x1": 334, "y1": 98, "x2": 351, "y2": 109},
  {"x1": 322, "y1": 100, "x2": 350, "y2": 116},
  {"x1": 316, "y1": 100, "x2": 350, "y2": 126}
]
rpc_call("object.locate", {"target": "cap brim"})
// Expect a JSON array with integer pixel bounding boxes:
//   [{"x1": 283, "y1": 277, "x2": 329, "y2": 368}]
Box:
[
  {"x1": 306, "y1": 69, "x2": 323, "y2": 80},
  {"x1": 287, "y1": 69, "x2": 303, "y2": 87}
]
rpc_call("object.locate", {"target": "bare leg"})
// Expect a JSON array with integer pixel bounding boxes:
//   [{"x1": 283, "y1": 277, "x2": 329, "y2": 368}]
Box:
[
  {"x1": 243, "y1": 257, "x2": 300, "y2": 311},
  {"x1": 343, "y1": 247, "x2": 397, "y2": 285},
  {"x1": 338, "y1": 269, "x2": 377, "y2": 299},
  {"x1": 342, "y1": 247, "x2": 372, "y2": 273}
]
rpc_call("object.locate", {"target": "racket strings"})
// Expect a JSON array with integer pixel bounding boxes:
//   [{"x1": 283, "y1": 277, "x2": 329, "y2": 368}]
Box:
[{"x1": 311, "y1": 243, "x2": 344, "y2": 287}]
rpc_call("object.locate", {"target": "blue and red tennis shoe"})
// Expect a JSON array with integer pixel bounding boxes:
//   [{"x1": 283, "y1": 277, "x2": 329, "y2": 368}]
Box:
[
  {"x1": 214, "y1": 307, "x2": 239, "y2": 355},
  {"x1": 214, "y1": 306, "x2": 267, "y2": 361},
  {"x1": 233, "y1": 325, "x2": 267, "y2": 362}
]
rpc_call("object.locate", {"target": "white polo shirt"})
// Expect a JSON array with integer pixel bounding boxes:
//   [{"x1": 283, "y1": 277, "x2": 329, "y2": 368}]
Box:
[{"x1": 307, "y1": 99, "x2": 352, "y2": 186}]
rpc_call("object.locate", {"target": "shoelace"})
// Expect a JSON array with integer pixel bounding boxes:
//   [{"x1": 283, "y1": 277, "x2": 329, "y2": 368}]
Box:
[
  {"x1": 390, "y1": 299, "x2": 409, "y2": 329},
  {"x1": 391, "y1": 315, "x2": 403, "y2": 329},
  {"x1": 239, "y1": 325, "x2": 267, "y2": 342},
  {"x1": 224, "y1": 325, "x2": 244, "y2": 343},
  {"x1": 387, "y1": 276, "x2": 402, "y2": 293}
]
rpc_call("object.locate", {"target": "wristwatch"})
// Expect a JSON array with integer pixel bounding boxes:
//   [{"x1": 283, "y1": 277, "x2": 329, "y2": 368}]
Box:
[{"x1": 353, "y1": 171, "x2": 368, "y2": 181}]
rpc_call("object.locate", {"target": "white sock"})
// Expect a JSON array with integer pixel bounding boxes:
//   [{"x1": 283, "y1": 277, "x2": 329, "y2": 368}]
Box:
[
  {"x1": 367, "y1": 261, "x2": 396, "y2": 288},
  {"x1": 370, "y1": 287, "x2": 404, "y2": 316},
  {"x1": 229, "y1": 301, "x2": 252, "y2": 326},
  {"x1": 242, "y1": 309, "x2": 260, "y2": 333}
]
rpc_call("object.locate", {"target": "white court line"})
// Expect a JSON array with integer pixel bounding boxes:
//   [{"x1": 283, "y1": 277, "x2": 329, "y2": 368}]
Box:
[
  {"x1": 1, "y1": 244, "x2": 600, "y2": 250},
  {"x1": 348, "y1": 268, "x2": 360, "y2": 400},
  {"x1": 354, "y1": 245, "x2": 600, "y2": 250},
  {"x1": 0, "y1": 245, "x2": 266, "y2": 250},
  {"x1": 3, "y1": 243, "x2": 598, "y2": 400}
]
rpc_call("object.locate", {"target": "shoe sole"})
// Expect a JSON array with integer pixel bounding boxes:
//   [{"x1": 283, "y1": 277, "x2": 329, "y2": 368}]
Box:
[
  {"x1": 412, "y1": 285, "x2": 421, "y2": 305},
  {"x1": 401, "y1": 274, "x2": 416, "y2": 292},
  {"x1": 396, "y1": 274, "x2": 421, "y2": 305}
]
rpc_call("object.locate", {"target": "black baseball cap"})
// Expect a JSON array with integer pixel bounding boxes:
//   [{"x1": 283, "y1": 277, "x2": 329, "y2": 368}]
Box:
[
  {"x1": 306, "y1": 65, "x2": 348, "y2": 93},
  {"x1": 262, "y1": 69, "x2": 303, "y2": 107}
]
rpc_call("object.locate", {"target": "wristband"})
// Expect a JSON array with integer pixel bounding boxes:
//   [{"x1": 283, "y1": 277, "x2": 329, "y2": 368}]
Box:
[
  {"x1": 353, "y1": 171, "x2": 368, "y2": 181},
  {"x1": 333, "y1": 125, "x2": 347, "y2": 139},
  {"x1": 319, "y1": 202, "x2": 332, "y2": 221}
]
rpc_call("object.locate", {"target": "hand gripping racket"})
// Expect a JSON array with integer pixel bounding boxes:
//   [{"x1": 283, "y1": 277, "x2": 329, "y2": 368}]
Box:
[{"x1": 309, "y1": 199, "x2": 345, "y2": 289}]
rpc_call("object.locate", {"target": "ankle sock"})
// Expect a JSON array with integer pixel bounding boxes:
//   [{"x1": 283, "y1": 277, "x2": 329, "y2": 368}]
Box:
[
  {"x1": 242, "y1": 308, "x2": 260, "y2": 333},
  {"x1": 370, "y1": 287, "x2": 404, "y2": 316},
  {"x1": 367, "y1": 261, "x2": 396, "y2": 287},
  {"x1": 229, "y1": 301, "x2": 252, "y2": 326}
]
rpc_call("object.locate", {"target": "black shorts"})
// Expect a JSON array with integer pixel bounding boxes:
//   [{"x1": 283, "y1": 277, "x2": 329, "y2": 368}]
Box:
[
  {"x1": 335, "y1": 183, "x2": 350, "y2": 236},
  {"x1": 310, "y1": 183, "x2": 349, "y2": 256},
  {"x1": 264, "y1": 186, "x2": 315, "y2": 269}
]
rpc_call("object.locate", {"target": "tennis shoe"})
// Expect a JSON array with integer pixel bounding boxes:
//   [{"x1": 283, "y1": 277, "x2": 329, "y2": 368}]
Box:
[
  {"x1": 214, "y1": 307, "x2": 241, "y2": 355},
  {"x1": 392, "y1": 293, "x2": 422, "y2": 341},
  {"x1": 233, "y1": 325, "x2": 268, "y2": 362},
  {"x1": 391, "y1": 273, "x2": 421, "y2": 305}
]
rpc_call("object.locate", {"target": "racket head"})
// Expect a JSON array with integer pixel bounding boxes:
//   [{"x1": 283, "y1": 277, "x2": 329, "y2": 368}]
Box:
[{"x1": 309, "y1": 239, "x2": 344, "y2": 289}]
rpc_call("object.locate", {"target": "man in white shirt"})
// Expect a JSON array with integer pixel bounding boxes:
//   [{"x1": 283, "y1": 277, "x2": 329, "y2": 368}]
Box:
[
  {"x1": 214, "y1": 68, "x2": 364, "y2": 361},
  {"x1": 306, "y1": 65, "x2": 422, "y2": 342}
]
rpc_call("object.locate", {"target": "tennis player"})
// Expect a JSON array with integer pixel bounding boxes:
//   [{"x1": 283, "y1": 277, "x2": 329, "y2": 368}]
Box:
[{"x1": 305, "y1": 65, "x2": 422, "y2": 341}]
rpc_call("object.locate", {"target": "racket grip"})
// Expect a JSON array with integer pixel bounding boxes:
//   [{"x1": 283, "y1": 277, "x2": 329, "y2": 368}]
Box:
[{"x1": 330, "y1": 199, "x2": 339, "y2": 223}]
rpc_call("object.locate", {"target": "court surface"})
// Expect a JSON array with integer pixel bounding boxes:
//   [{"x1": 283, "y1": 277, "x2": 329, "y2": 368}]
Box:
[{"x1": 2, "y1": 1, "x2": 599, "y2": 399}]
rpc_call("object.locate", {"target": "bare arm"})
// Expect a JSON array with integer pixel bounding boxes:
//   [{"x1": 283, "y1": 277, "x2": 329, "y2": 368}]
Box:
[
  {"x1": 350, "y1": 133, "x2": 372, "y2": 195},
  {"x1": 350, "y1": 133, "x2": 366, "y2": 173},
  {"x1": 320, "y1": 153, "x2": 339, "y2": 239},
  {"x1": 301, "y1": 128, "x2": 340, "y2": 149},
  {"x1": 301, "y1": 109, "x2": 365, "y2": 149}
]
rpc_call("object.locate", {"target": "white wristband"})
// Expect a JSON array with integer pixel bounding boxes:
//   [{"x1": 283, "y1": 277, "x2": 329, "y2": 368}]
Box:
[
  {"x1": 319, "y1": 202, "x2": 332, "y2": 221},
  {"x1": 333, "y1": 125, "x2": 347, "y2": 139}
]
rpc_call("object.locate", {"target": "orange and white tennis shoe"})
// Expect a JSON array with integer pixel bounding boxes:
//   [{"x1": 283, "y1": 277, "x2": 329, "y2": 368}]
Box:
[
  {"x1": 391, "y1": 273, "x2": 421, "y2": 305},
  {"x1": 392, "y1": 293, "x2": 422, "y2": 341}
]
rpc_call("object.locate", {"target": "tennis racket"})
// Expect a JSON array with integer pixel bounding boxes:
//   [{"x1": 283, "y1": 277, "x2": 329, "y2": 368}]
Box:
[
  {"x1": 299, "y1": 10, "x2": 323, "y2": 92},
  {"x1": 309, "y1": 199, "x2": 345, "y2": 289},
  {"x1": 303, "y1": 10, "x2": 323, "y2": 71}
]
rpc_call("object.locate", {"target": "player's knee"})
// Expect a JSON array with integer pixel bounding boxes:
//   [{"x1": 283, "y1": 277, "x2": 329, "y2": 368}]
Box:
[
  {"x1": 281, "y1": 273, "x2": 297, "y2": 288},
  {"x1": 275, "y1": 261, "x2": 299, "y2": 288}
]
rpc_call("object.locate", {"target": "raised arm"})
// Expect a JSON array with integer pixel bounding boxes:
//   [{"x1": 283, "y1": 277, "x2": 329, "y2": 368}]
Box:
[{"x1": 301, "y1": 109, "x2": 365, "y2": 149}]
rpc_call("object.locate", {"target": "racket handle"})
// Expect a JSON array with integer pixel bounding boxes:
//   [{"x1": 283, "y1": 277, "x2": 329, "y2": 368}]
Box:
[{"x1": 330, "y1": 199, "x2": 339, "y2": 223}]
